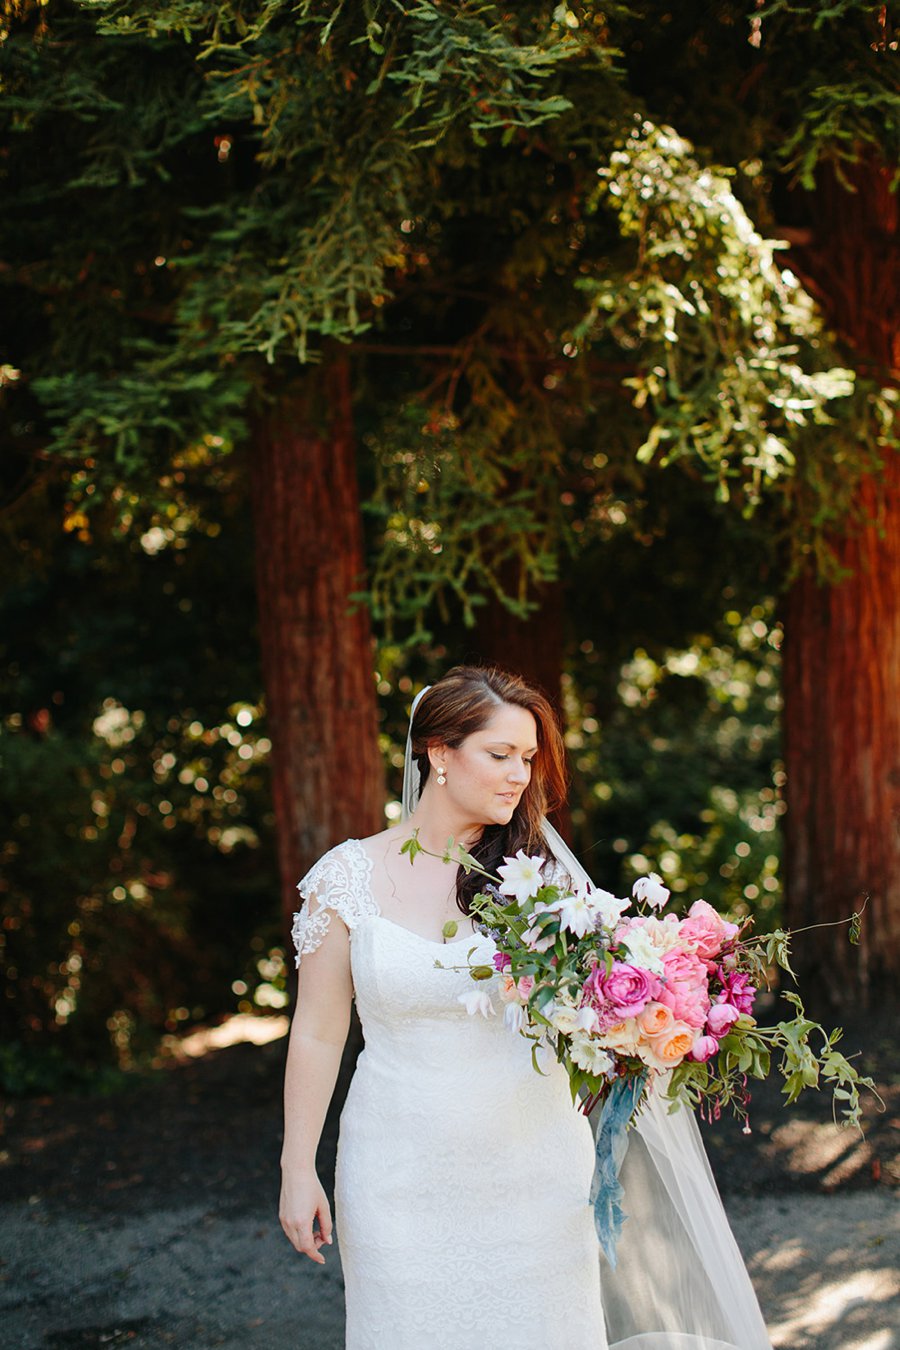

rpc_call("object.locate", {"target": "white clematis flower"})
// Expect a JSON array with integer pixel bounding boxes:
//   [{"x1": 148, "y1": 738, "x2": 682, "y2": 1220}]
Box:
[
  {"x1": 458, "y1": 988, "x2": 496, "y2": 1018},
  {"x1": 546, "y1": 889, "x2": 598, "y2": 939},
  {"x1": 569, "y1": 1033, "x2": 614, "y2": 1076},
  {"x1": 504, "y1": 1002, "x2": 527, "y2": 1034},
  {"x1": 521, "y1": 900, "x2": 557, "y2": 953},
  {"x1": 632, "y1": 872, "x2": 671, "y2": 911},
  {"x1": 497, "y1": 849, "x2": 546, "y2": 903},
  {"x1": 521, "y1": 923, "x2": 557, "y2": 954}
]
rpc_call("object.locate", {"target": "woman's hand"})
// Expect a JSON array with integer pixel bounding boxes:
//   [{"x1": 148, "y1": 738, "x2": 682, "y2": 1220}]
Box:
[{"x1": 279, "y1": 1168, "x2": 334, "y2": 1264}]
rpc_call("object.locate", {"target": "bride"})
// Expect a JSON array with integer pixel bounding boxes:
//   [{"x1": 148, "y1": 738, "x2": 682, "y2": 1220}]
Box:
[{"x1": 279, "y1": 664, "x2": 773, "y2": 1350}]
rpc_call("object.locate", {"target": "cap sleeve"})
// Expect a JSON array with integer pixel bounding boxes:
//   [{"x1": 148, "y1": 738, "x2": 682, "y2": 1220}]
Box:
[{"x1": 290, "y1": 839, "x2": 375, "y2": 969}]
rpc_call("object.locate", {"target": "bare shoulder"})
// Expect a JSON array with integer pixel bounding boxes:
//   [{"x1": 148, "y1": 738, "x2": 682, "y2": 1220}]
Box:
[{"x1": 357, "y1": 823, "x2": 414, "y2": 850}]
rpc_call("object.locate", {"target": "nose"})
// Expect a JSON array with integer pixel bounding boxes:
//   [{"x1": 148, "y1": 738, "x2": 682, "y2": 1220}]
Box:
[{"x1": 508, "y1": 759, "x2": 529, "y2": 785}]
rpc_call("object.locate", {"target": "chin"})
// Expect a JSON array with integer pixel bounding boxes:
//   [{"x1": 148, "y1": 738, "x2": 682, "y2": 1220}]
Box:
[{"x1": 490, "y1": 801, "x2": 517, "y2": 824}]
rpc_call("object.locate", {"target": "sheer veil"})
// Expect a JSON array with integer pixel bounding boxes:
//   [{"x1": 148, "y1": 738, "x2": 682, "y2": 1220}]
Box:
[{"x1": 401, "y1": 689, "x2": 772, "y2": 1350}]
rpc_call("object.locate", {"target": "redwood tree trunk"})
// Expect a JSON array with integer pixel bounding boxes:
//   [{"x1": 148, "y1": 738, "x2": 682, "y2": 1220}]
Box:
[
  {"x1": 250, "y1": 358, "x2": 385, "y2": 936},
  {"x1": 473, "y1": 578, "x2": 572, "y2": 841},
  {"x1": 781, "y1": 159, "x2": 900, "y2": 1010},
  {"x1": 473, "y1": 578, "x2": 566, "y2": 716}
]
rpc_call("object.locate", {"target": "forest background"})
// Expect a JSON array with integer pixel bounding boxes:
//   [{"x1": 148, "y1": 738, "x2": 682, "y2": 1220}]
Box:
[{"x1": 1, "y1": 0, "x2": 898, "y2": 1090}]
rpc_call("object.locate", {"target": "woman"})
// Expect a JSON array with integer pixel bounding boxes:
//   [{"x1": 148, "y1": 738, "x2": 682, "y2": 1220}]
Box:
[{"x1": 279, "y1": 665, "x2": 773, "y2": 1350}]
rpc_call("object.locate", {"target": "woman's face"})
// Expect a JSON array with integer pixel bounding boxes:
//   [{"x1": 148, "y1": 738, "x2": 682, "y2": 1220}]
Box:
[{"x1": 431, "y1": 702, "x2": 539, "y2": 827}]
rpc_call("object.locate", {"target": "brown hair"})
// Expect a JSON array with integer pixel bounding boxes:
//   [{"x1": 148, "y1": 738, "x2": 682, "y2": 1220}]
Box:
[{"x1": 410, "y1": 665, "x2": 568, "y2": 914}]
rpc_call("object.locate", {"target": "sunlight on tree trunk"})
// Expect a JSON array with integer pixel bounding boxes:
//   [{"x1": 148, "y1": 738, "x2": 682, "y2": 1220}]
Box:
[
  {"x1": 782, "y1": 159, "x2": 900, "y2": 1009},
  {"x1": 249, "y1": 358, "x2": 385, "y2": 936}
]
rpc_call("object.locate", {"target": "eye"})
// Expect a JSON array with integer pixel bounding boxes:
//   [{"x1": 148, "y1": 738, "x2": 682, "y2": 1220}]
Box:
[{"x1": 489, "y1": 753, "x2": 508, "y2": 761}]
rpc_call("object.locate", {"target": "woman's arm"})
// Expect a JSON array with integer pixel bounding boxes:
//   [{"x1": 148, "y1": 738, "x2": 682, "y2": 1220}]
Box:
[{"x1": 279, "y1": 910, "x2": 353, "y2": 1265}]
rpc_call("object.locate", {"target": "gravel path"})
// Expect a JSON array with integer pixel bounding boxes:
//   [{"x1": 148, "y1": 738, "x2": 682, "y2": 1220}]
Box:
[{"x1": 1, "y1": 1017, "x2": 897, "y2": 1350}]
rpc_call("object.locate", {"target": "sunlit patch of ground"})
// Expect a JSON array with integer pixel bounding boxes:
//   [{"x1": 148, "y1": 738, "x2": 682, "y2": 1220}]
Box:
[
  {"x1": 160, "y1": 1012, "x2": 289, "y2": 1060},
  {"x1": 767, "y1": 1265, "x2": 899, "y2": 1349},
  {"x1": 766, "y1": 1115, "x2": 880, "y2": 1187},
  {"x1": 738, "y1": 1193, "x2": 900, "y2": 1350}
]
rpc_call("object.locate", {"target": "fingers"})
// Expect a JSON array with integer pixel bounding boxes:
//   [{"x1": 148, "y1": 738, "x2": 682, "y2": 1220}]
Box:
[
  {"x1": 316, "y1": 1200, "x2": 334, "y2": 1248},
  {"x1": 279, "y1": 1207, "x2": 334, "y2": 1263},
  {"x1": 280, "y1": 1213, "x2": 327, "y2": 1263}
]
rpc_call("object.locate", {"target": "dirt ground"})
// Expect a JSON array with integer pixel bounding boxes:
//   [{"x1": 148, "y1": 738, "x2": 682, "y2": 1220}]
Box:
[{"x1": 1, "y1": 1008, "x2": 898, "y2": 1350}]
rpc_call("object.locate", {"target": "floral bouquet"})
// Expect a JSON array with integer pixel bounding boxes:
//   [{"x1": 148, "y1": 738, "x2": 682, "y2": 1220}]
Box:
[{"x1": 402, "y1": 833, "x2": 880, "y2": 1263}]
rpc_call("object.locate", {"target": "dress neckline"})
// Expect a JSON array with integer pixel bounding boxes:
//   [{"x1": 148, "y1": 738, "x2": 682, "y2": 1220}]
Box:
[{"x1": 347, "y1": 837, "x2": 487, "y2": 948}]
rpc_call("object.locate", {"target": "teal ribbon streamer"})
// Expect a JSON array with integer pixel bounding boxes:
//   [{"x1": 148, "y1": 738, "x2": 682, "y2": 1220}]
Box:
[{"x1": 589, "y1": 1068, "x2": 648, "y2": 1268}]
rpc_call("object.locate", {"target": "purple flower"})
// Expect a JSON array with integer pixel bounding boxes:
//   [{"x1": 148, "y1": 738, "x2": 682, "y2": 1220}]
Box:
[
  {"x1": 492, "y1": 951, "x2": 512, "y2": 972},
  {"x1": 717, "y1": 968, "x2": 757, "y2": 1015}
]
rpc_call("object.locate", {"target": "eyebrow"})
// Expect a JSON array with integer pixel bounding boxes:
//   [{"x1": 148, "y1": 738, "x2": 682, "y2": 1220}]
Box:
[{"x1": 488, "y1": 741, "x2": 539, "y2": 754}]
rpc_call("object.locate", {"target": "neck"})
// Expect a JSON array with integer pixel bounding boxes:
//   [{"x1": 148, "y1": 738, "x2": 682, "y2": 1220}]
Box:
[{"x1": 405, "y1": 786, "x2": 484, "y2": 856}]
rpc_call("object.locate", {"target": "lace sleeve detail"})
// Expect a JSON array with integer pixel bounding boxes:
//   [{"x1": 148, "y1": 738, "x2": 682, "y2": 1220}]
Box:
[{"x1": 291, "y1": 839, "x2": 376, "y2": 969}]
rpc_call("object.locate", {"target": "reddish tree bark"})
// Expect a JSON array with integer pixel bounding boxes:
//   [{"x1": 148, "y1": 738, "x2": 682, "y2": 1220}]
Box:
[
  {"x1": 473, "y1": 579, "x2": 566, "y2": 717},
  {"x1": 473, "y1": 578, "x2": 572, "y2": 841},
  {"x1": 781, "y1": 159, "x2": 900, "y2": 1010},
  {"x1": 250, "y1": 359, "x2": 385, "y2": 937}
]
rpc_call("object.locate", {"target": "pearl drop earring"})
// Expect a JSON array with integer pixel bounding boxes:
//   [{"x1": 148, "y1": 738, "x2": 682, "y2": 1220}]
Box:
[{"x1": 437, "y1": 767, "x2": 447, "y2": 785}]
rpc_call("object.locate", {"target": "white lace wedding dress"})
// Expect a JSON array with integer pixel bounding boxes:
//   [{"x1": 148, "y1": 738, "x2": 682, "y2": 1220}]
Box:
[{"x1": 292, "y1": 836, "x2": 608, "y2": 1350}]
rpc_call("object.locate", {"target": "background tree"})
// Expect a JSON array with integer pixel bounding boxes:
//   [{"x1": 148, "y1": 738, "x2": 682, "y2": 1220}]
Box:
[
  {"x1": 602, "y1": 1, "x2": 900, "y2": 1007},
  {"x1": 0, "y1": 0, "x2": 620, "y2": 1069},
  {"x1": 1, "y1": 0, "x2": 897, "y2": 1078}
]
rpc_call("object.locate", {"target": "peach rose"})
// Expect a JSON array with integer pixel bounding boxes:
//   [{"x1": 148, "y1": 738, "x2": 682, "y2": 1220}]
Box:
[
  {"x1": 498, "y1": 973, "x2": 534, "y2": 1005},
  {"x1": 637, "y1": 1001, "x2": 675, "y2": 1038},
  {"x1": 498, "y1": 974, "x2": 518, "y2": 1002},
  {"x1": 643, "y1": 1019, "x2": 695, "y2": 1069}
]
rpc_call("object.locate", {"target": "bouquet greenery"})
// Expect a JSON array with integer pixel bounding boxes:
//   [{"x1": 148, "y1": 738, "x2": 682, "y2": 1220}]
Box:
[{"x1": 403, "y1": 832, "x2": 880, "y2": 1133}]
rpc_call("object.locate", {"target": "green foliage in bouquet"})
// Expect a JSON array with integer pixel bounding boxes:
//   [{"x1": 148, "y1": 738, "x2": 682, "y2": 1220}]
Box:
[{"x1": 402, "y1": 831, "x2": 882, "y2": 1133}]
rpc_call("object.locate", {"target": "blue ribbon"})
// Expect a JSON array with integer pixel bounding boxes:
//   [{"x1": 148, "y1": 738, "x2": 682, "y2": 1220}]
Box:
[{"x1": 589, "y1": 1068, "x2": 648, "y2": 1268}]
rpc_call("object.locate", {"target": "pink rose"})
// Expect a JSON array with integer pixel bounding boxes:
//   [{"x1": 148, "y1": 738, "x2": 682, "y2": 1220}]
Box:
[
  {"x1": 679, "y1": 899, "x2": 739, "y2": 960},
  {"x1": 707, "y1": 1002, "x2": 740, "y2": 1037},
  {"x1": 690, "y1": 1034, "x2": 720, "y2": 1062},
  {"x1": 657, "y1": 948, "x2": 710, "y2": 1030},
  {"x1": 581, "y1": 961, "x2": 659, "y2": 1024},
  {"x1": 516, "y1": 975, "x2": 535, "y2": 1000}
]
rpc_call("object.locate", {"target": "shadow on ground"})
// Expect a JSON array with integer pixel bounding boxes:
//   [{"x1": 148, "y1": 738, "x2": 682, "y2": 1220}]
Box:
[{"x1": 1, "y1": 1007, "x2": 897, "y2": 1349}]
